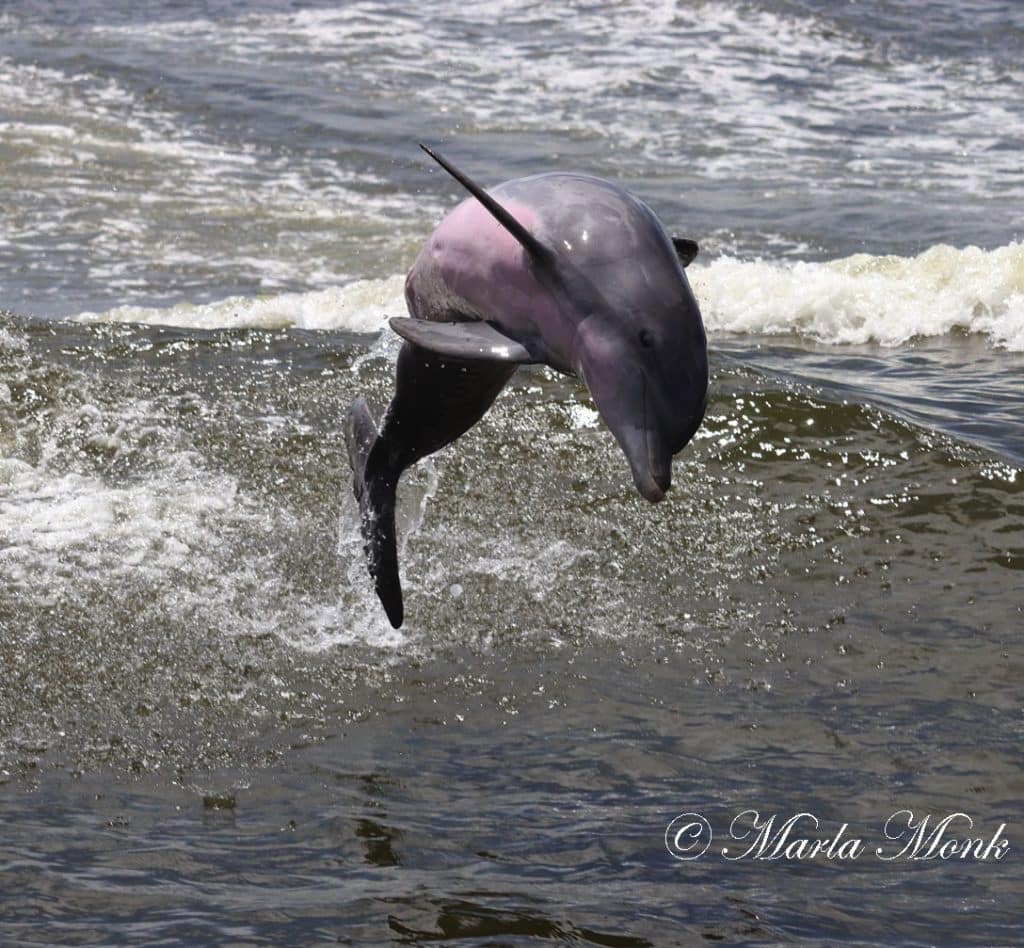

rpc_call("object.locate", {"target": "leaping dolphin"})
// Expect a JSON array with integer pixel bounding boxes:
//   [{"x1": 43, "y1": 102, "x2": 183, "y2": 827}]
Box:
[{"x1": 346, "y1": 145, "x2": 708, "y2": 627}]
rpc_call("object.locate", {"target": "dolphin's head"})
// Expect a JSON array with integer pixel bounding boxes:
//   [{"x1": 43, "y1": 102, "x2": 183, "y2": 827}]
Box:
[
  {"x1": 572, "y1": 286, "x2": 707, "y2": 502},
  {"x1": 488, "y1": 176, "x2": 709, "y2": 503},
  {"x1": 558, "y1": 201, "x2": 708, "y2": 503},
  {"x1": 414, "y1": 147, "x2": 708, "y2": 500}
]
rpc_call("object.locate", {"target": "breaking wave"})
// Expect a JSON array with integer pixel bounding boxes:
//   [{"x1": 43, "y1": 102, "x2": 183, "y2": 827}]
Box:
[
  {"x1": 694, "y1": 242, "x2": 1024, "y2": 350},
  {"x1": 74, "y1": 243, "x2": 1024, "y2": 350}
]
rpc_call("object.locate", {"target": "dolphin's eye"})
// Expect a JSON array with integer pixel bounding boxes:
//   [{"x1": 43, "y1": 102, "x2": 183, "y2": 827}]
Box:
[{"x1": 638, "y1": 329, "x2": 655, "y2": 349}]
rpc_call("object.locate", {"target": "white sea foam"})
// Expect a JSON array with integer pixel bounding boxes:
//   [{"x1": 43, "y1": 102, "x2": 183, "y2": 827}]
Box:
[
  {"x1": 72, "y1": 243, "x2": 1024, "y2": 351},
  {"x1": 74, "y1": 276, "x2": 405, "y2": 332},
  {"x1": 89, "y1": 1, "x2": 1024, "y2": 195},
  {"x1": 4, "y1": 1, "x2": 1022, "y2": 317},
  {"x1": 0, "y1": 451, "x2": 236, "y2": 596},
  {"x1": 0, "y1": 384, "x2": 411, "y2": 653},
  {"x1": 691, "y1": 242, "x2": 1024, "y2": 349},
  {"x1": 0, "y1": 55, "x2": 437, "y2": 309}
]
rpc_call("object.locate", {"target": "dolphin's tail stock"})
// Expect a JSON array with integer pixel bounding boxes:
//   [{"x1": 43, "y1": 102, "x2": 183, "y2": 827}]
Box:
[
  {"x1": 345, "y1": 397, "x2": 405, "y2": 628},
  {"x1": 346, "y1": 341, "x2": 519, "y2": 627}
]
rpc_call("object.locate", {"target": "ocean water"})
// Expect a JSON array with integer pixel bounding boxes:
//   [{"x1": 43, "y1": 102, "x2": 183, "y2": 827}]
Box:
[{"x1": 1, "y1": 1, "x2": 1022, "y2": 944}]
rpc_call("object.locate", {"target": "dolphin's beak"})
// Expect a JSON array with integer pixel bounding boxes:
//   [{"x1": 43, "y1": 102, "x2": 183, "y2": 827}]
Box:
[
  {"x1": 638, "y1": 454, "x2": 670, "y2": 503},
  {"x1": 634, "y1": 469, "x2": 668, "y2": 503},
  {"x1": 618, "y1": 408, "x2": 672, "y2": 504},
  {"x1": 641, "y1": 374, "x2": 673, "y2": 502},
  {"x1": 577, "y1": 353, "x2": 672, "y2": 503}
]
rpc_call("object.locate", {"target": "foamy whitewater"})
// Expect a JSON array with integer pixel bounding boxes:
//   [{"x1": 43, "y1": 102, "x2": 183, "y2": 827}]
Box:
[
  {"x1": 73, "y1": 243, "x2": 1024, "y2": 350},
  {"x1": 1, "y1": 2, "x2": 1022, "y2": 944},
  {"x1": 695, "y1": 243, "x2": 1024, "y2": 349}
]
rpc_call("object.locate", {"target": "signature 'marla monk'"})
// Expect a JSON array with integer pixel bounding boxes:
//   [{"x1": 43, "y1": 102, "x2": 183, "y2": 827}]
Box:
[{"x1": 346, "y1": 145, "x2": 708, "y2": 627}]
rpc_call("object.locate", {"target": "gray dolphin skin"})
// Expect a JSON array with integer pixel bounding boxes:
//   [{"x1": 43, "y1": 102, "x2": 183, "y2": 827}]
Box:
[{"x1": 346, "y1": 145, "x2": 708, "y2": 627}]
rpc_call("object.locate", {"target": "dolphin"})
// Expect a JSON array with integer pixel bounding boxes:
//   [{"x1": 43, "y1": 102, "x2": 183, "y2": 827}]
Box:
[{"x1": 346, "y1": 145, "x2": 708, "y2": 627}]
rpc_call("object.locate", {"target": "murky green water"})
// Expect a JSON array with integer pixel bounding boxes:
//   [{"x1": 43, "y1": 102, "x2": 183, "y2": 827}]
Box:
[{"x1": 2, "y1": 316, "x2": 1020, "y2": 943}]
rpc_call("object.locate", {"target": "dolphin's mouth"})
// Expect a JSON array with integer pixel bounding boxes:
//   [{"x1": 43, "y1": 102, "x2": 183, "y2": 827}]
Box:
[
  {"x1": 636, "y1": 470, "x2": 667, "y2": 503},
  {"x1": 576, "y1": 353, "x2": 670, "y2": 503},
  {"x1": 637, "y1": 374, "x2": 670, "y2": 503}
]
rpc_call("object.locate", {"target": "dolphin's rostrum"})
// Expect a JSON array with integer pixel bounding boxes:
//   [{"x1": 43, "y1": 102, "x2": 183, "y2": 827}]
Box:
[{"x1": 346, "y1": 145, "x2": 708, "y2": 627}]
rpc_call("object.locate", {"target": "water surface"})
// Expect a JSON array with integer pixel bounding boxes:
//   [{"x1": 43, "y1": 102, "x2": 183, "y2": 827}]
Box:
[{"x1": 1, "y1": 1, "x2": 1022, "y2": 943}]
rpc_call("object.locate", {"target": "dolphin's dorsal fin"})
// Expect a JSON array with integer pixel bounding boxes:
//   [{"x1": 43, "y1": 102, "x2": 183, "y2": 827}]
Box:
[
  {"x1": 390, "y1": 316, "x2": 541, "y2": 364},
  {"x1": 672, "y1": 237, "x2": 699, "y2": 267},
  {"x1": 420, "y1": 143, "x2": 556, "y2": 269}
]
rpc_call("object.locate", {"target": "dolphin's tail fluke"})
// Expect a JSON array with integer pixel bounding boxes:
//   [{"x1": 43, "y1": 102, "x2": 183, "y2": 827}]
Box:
[{"x1": 345, "y1": 397, "x2": 404, "y2": 628}]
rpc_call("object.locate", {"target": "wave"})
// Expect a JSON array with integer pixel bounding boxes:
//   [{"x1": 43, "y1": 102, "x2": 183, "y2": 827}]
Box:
[
  {"x1": 694, "y1": 242, "x2": 1024, "y2": 350},
  {"x1": 73, "y1": 243, "x2": 1024, "y2": 351},
  {"x1": 83, "y1": 2, "x2": 1024, "y2": 200},
  {"x1": 74, "y1": 276, "x2": 405, "y2": 333},
  {"x1": 6, "y1": 1, "x2": 1022, "y2": 316},
  {"x1": 0, "y1": 55, "x2": 437, "y2": 310}
]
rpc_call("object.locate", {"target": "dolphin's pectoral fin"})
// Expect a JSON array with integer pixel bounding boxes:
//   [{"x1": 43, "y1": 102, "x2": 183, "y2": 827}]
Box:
[
  {"x1": 389, "y1": 317, "x2": 540, "y2": 364},
  {"x1": 672, "y1": 237, "x2": 699, "y2": 268},
  {"x1": 345, "y1": 397, "x2": 404, "y2": 628}
]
